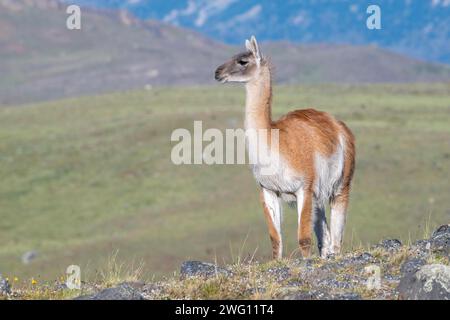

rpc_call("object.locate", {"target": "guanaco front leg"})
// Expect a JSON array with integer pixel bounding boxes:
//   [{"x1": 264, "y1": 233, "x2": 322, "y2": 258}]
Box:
[
  {"x1": 261, "y1": 188, "x2": 282, "y2": 259},
  {"x1": 296, "y1": 188, "x2": 313, "y2": 258}
]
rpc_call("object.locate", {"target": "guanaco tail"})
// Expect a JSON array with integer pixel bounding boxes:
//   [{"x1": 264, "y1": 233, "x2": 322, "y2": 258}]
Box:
[{"x1": 214, "y1": 36, "x2": 355, "y2": 259}]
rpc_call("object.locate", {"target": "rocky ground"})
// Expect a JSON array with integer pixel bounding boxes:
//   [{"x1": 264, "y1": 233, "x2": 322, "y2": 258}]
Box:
[{"x1": 1, "y1": 225, "x2": 449, "y2": 300}]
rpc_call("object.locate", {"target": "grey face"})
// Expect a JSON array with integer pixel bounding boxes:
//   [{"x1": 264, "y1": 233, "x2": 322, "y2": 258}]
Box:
[
  {"x1": 215, "y1": 36, "x2": 263, "y2": 84},
  {"x1": 215, "y1": 51, "x2": 259, "y2": 83}
]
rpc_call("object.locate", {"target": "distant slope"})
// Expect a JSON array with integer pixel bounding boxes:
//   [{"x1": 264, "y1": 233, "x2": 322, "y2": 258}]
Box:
[
  {"x1": 67, "y1": 0, "x2": 450, "y2": 64},
  {"x1": 264, "y1": 42, "x2": 450, "y2": 84},
  {"x1": 0, "y1": 0, "x2": 231, "y2": 105},
  {"x1": 1, "y1": 0, "x2": 450, "y2": 105}
]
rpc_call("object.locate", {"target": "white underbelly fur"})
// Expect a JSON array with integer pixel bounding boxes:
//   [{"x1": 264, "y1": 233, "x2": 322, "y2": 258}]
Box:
[
  {"x1": 248, "y1": 133, "x2": 346, "y2": 206},
  {"x1": 247, "y1": 131, "x2": 303, "y2": 197}
]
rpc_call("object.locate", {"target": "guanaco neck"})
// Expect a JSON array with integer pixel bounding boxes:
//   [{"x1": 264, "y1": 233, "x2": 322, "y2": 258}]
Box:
[{"x1": 245, "y1": 63, "x2": 272, "y2": 131}]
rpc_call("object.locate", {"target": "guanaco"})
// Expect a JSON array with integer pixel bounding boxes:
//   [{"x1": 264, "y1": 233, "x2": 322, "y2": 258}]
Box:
[{"x1": 214, "y1": 36, "x2": 355, "y2": 259}]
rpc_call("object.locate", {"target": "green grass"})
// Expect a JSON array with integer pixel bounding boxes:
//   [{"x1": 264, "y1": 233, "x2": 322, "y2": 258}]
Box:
[{"x1": 0, "y1": 83, "x2": 449, "y2": 282}]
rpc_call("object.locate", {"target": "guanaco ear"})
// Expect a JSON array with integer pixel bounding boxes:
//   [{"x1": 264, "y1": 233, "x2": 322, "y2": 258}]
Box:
[
  {"x1": 245, "y1": 39, "x2": 252, "y2": 52},
  {"x1": 250, "y1": 35, "x2": 262, "y2": 62}
]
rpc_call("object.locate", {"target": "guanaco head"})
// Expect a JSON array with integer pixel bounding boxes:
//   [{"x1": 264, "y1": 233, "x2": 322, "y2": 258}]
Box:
[{"x1": 215, "y1": 36, "x2": 264, "y2": 84}]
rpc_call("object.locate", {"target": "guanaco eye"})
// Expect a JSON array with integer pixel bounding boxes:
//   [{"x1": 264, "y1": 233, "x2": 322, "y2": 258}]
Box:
[{"x1": 238, "y1": 60, "x2": 248, "y2": 66}]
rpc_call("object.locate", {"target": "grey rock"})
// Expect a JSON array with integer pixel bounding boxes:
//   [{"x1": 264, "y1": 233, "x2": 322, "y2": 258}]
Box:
[
  {"x1": 283, "y1": 290, "x2": 331, "y2": 300},
  {"x1": 265, "y1": 267, "x2": 291, "y2": 282},
  {"x1": 430, "y1": 224, "x2": 450, "y2": 256},
  {"x1": 400, "y1": 258, "x2": 427, "y2": 275},
  {"x1": 180, "y1": 261, "x2": 232, "y2": 279},
  {"x1": 411, "y1": 239, "x2": 433, "y2": 259},
  {"x1": 75, "y1": 282, "x2": 145, "y2": 300},
  {"x1": 354, "y1": 252, "x2": 375, "y2": 263},
  {"x1": 244, "y1": 287, "x2": 267, "y2": 296},
  {"x1": 286, "y1": 280, "x2": 303, "y2": 287},
  {"x1": 398, "y1": 264, "x2": 450, "y2": 300},
  {"x1": 414, "y1": 225, "x2": 450, "y2": 257},
  {"x1": 319, "y1": 277, "x2": 353, "y2": 290},
  {"x1": 0, "y1": 275, "x2": 11, "y2": 295},
  {"x1": 384, "y1": 273, "x2": 401, "y2": 281},
  {"x1": 302, "y1": 263, "x2": 363, "y2": 291},
  {"x1": 376, "y1": 239, "x2": 402, "y2": 251},
  {"x1": 283, "y1": 290, "x2": 361, "y2": 300},
  {"x1": 21, "y1": 250, "x2": 38, "y2": 264},
  {"x1": 413, "y1": 239, "x2": 431, "y2": 251},
  {"x1": 341, "y1": 252, "x2": 375, "y2": 266},
  {"x1": 141, "y1": 283, "x2": 165, "y2": 300},
  {"x1": 432, "y1": 224, "x2": 450, "y2": 237},
  {"x1": 334, "y1": 292, "x2": 362, "y2": 300}
]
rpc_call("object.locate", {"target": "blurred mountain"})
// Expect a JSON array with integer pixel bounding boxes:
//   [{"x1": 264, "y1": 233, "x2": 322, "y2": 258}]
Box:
[
  {"x1": 0, "y1": 0, "x2": 231, "y2": 105},
  {"x1": 66, "y1": 0, "x2": 450, "y2": 64},
  {"x1": 1, "y1": 0, "x2": 450, "y2": 105}
]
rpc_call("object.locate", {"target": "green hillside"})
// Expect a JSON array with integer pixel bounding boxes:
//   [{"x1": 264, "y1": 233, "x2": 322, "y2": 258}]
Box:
[{"x1": 0, "y1": 83, "x2": 449, "y2": 282}]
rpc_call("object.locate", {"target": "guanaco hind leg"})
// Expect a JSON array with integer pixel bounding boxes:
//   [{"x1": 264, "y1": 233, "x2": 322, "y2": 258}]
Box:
[
  {"x1": 260, "y1": 189, "x2": 283, "y2": 259},
  {"x1": 330, "y1": 192, "x2": 349, "y2": 255},
  {"x1": 313, "y1": 204, "x2": 332, "y2": 258},
  {"x1": 296, "y1": 188, "x2": 313, "y2": 258}
]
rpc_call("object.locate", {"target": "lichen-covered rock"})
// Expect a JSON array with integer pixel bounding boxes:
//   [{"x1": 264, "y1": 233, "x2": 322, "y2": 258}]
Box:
[
  {"x1": 430, "y1": 225, "x2": 450, "y2": 256},
  {"x1": 282, "y1": 290, "x2": 361, "y2": 300},
  {"x1": 433, "y1": 224, "x2": 450, "y2": 236},
  {"x1": 376, "y1": 239, "x2": 402, "y2": 251},
  {"x1": 141, "y1": 283, "x2": 165, "y2": 300},
  {"x1": 340, "y1": 252, "x2": 375, "y2": 266},
  {"x1": 400, "y1": 258, "x2": 427, "y2": 275},
  {"x1": 180, "y1": 261, "x2": 232, "y2": 279},
  {"x1": 334, "y1": 292, "x2": 362, "y2": 300},
  {"x1": 411, "y1": 225, "x2": 449, "y2": 259},
  {"x1": 264, "y1": 267, "x2": 291, "y2": 282},
  {"x1": 398, "y1": 264, "x2": 450, "y2": 300},
  {"x1": 75, "y1": 282, "x2": 145, "y2": 300},
  {"x1": 0, "y1": 275, "x2": 11, "y2": 296},
  {"x1": 411, "y1": 239, "x2": 432, "y2": 258},
  {"x1": 282, "y1": 290, "x2": 331, "y2": 300}
]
